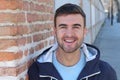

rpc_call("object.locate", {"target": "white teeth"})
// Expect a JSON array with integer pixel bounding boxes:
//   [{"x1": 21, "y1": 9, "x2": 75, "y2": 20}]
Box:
[{"x1": 65, "y1": 40, "x2": 74, "y2": 42}]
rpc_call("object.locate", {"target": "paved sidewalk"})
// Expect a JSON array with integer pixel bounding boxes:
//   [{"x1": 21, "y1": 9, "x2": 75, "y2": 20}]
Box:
[{"x1": 94, "y1": 19, "x2": 120, "y2": 80}]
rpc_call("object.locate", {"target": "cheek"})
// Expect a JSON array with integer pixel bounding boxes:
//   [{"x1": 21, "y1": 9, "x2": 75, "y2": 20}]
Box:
[
  {"x1": 75, "y1": 30, "x2": 83, "y2": 35},
  {"x1": 55, "y1": 30, "x2": 63, "y2": 39},
  {"x1": 56, "y1": 29, "x2": 65, "y2": 35},
  {"x1": 75, "y1": 31, "x2": 85, "y2": 39}
]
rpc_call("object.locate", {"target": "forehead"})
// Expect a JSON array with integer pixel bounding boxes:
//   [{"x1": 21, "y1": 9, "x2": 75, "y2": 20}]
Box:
[{"x1": 56, "y1": 14, "x2": 84, "y2": 25}]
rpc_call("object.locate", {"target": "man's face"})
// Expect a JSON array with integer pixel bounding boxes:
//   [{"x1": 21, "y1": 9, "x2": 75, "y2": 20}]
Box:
[{"x1": 54, "y1": 14, "x2": 87, "y2": 53}]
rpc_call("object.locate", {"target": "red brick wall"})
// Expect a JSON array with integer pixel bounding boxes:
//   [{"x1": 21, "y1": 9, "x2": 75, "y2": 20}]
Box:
[{"x1": 0, "y1": 0, "x2": 54, "y2": 80}]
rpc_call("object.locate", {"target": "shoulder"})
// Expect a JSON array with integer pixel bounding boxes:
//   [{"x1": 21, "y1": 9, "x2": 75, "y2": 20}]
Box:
[
  {"x1": 28, "y1": 61, "x2": 40, "y2": 80},
  {"x1": 28, "y1": 61, "x2": 39, "y2": 72},
  {"x1": 99, "y1": 60, "x2": 117, "y2": 80},
  {"x1": 99, "y1": 60, "x2": 115, "y2": 73}
]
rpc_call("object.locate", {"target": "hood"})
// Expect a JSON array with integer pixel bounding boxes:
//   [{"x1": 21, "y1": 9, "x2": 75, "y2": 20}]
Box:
[
  {"x1": 36, "y1": 42, "x2": 101, "y2": 80},
  {"x1": 37, "y1": 42, "x2": 100, "y2": 63}
]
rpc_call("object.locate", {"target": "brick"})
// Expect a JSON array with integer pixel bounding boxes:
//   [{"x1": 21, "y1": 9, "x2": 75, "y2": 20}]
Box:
[
  {"x1": 35, "y1": 0, "x2": 54, "y2": 5},
  {"x1": 0, "y1": 18, "x2": 27, "y2": 36},
  {"x1": 16, "y1": 13, "x2": 26, "y2": 23},
  {"x1": 42, "y1": 14, "x2": 51, "y2": 21},
  {"x1": 4, "y1": 67, "x2": 17, "y2": 76},
  {"x1": 0, "y1": 0, "x2": 30, "y2": 11},
  {"x1": 0, "y1": 39, "x2": 18, "y2": 50},
  {"x1": 27, "y1": 13, "x2": 53, "y2": 23},
  {"x1": 0, "y1": 62, "x2": 27, "y2": 76},
  {"x1": 17, "y1": 25, "x2": 29, "y2": 35},
  {"x1": 33, "y1": 34, "x2": 43, "y2": 42},
  {"x1": 46, "y1": 6, "x2": 54, "y2": 13},
  {"x1": 30, "y1": 2, "x2": 46, "y2": 12},
  {"x1": 22, "y1": 1, "x2": 29, "y2": 11},
  {"x1": 17, "y1": 63, "x2": 27, "y2": 76},
  {"x1": 27, "y1": 36, "x2": 32, "y2": 44},
  {"x1": 35, "y1": 4, "x2": 46, "y2": 12},
  {"x1": 29, "y1": 24, "x2": 44, "y2": 33},
  {"x1": 24, "y1": 49, "x2": 28, "y2": 56},
  {"x1": 27, "y1": 13, "x2": 42, "y2": 23},
  {"x1": 42, "y1": 32, "x2": 51, "y2": 40},
  {"x1": 0, "y1": 13, "x2": 25, "y2": 23},
  {"x1": 0, "y1": 13, "x2": 15, "y2": 23},
  {"x1": 46, "y1": 14, "x2": 54, "y2": 21},
  {"x1": 29, "y1": 1, "x2": 54, "y2": 13},
  {"x1": 0, "y1": 52, "x2": 23, "y2": 61},
  {"x1": 17, "y1": 37, "x2": 27, "y2": 46},
  {"x1": 35, "y1": 43, "x2": 44, "y2": 51},
  {"x1": 0, "y1": 25, "x2": 17, "y2": 36},
  {"x1": 18, "y1": 1, "x2": 29, "y2": 11},
  {"x1": 0, "y1": 0, "x2": 19, "y2": 10},
  {"x1": 44, "y1": 23, "x2": 53, "y2": 30}
]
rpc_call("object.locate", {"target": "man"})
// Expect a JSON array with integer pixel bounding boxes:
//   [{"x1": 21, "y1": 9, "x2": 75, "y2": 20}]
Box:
[{"x1": 28, "y1": 3, "x2": 117, "y2": 80}]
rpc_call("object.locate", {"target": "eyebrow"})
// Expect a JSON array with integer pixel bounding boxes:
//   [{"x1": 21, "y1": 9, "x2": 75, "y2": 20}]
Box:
[
  {"x1": 58, "y1": 23, "x2": 82, "y2": 27},
  {"x1": 73, "y1": 24, "x2": 81, "y2": 27},
  {"x1": 58, "y1": 24, "x2": 67, "y2": 27}
]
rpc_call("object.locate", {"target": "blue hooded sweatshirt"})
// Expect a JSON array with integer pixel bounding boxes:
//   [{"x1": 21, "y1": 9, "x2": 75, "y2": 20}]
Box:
[{"x1": 28, "y1": 43, "x2": 117, "y2": 80}]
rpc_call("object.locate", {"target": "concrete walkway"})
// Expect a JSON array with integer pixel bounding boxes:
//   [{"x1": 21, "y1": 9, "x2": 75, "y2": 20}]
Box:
[{"x1": 94, "y1": 18, "x2": 120, "y2": 80}]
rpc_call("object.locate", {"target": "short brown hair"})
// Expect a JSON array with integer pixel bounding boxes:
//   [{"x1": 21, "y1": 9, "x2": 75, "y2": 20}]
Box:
[{"x1": 54, "y1": 3, "x2": 86, "y2": 27}]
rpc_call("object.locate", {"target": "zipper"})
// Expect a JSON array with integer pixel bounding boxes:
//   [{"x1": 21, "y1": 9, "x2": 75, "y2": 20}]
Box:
[
  {"x1": 40, "y1": 75, "x2": 58, "y2": 80},
  {"x1": 80, "y1": 71, "x2": 101, "y2": 80}
]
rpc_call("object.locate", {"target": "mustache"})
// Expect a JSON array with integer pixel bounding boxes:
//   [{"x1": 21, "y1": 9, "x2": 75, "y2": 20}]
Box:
[{"x1": 62, "y1": 36, "x2": 78, "y2": 39}]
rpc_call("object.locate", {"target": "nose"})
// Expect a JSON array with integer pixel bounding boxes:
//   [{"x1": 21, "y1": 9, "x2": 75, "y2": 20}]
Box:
[{"x1": 65, "y1": 29, "x2": 74, "y2": 37}]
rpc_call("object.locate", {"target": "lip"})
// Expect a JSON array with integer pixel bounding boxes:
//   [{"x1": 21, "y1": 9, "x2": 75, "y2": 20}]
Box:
[{"x1": 63, "y1": 38, "x2": 76, "y2": 45}]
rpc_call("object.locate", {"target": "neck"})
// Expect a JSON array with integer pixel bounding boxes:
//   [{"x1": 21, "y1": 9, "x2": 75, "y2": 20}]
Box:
[{"x1": 56, "y1": 48, "x2": 81, "y2": 67}]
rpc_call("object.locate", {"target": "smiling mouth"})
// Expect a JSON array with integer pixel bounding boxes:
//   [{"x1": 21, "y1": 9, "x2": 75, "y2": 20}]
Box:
[
  {"x1": 64, "y1": 37, "x2": 76, "y2": 44},
  {"x1": 64, "y1": 39, "x2": 75, "y2": 43}
]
